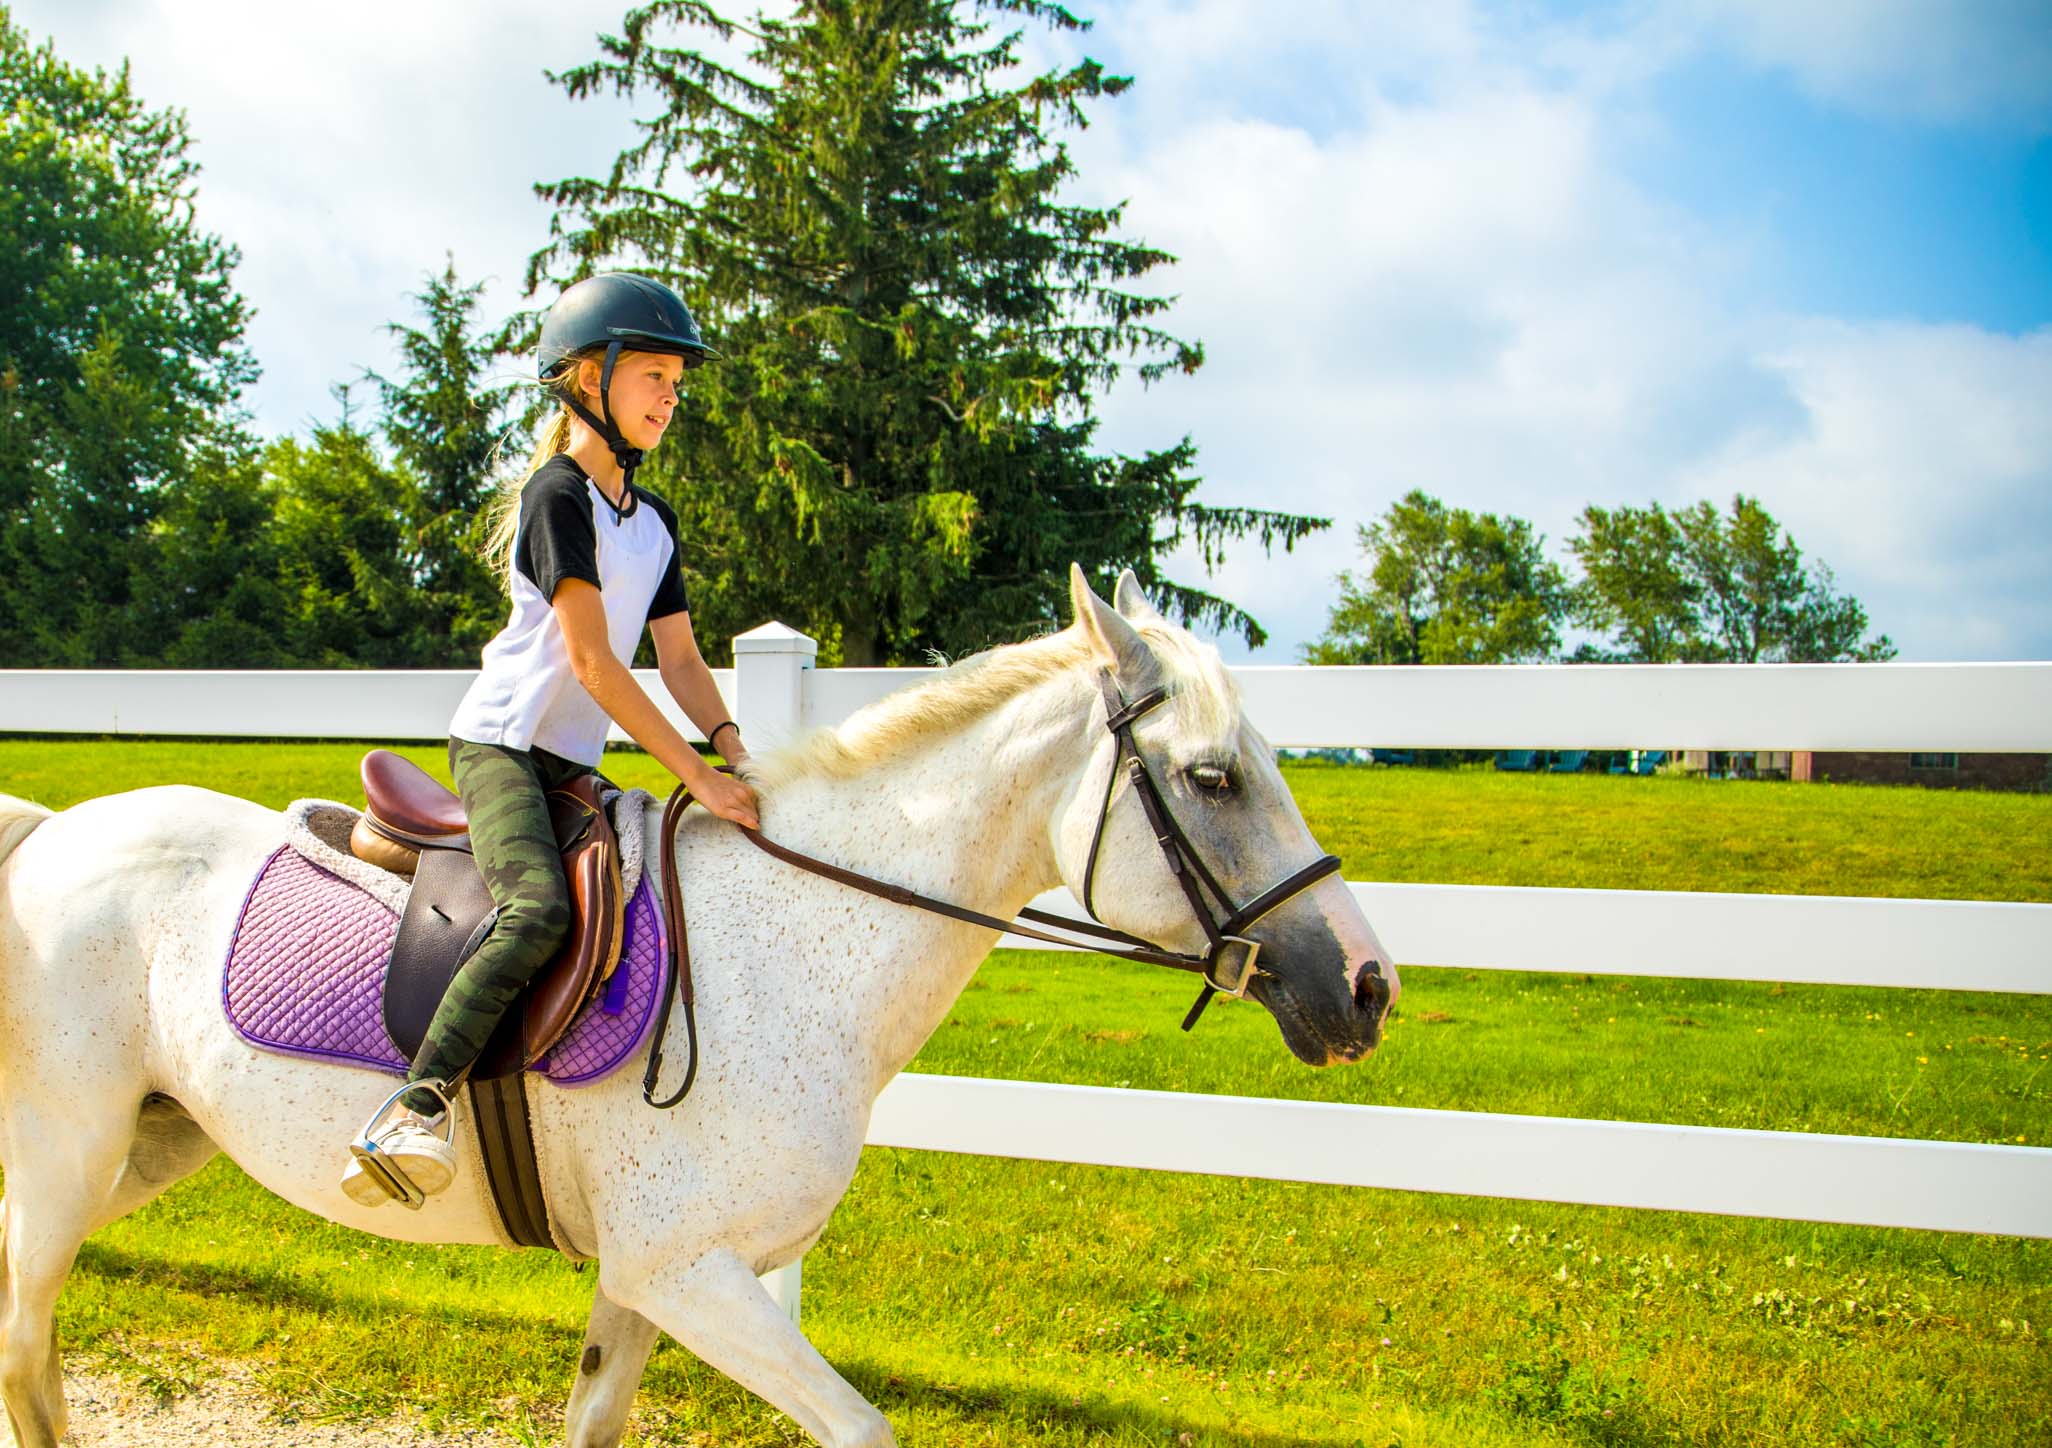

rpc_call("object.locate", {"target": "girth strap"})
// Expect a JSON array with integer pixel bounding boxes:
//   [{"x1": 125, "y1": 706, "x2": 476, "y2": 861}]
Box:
[{"x1": 469, "y1": 1073, "x2": 553, "y2": 1250}]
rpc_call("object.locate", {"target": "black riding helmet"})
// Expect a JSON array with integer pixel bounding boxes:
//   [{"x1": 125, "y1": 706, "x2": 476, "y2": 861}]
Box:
[{"x1": 537, "y1": 272, "x2": 717, "y2": 501}]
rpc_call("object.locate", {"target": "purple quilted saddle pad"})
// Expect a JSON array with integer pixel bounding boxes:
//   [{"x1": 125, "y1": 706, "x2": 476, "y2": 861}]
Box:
[{"x1": 222, "y1": 845, "x2": 667, "y2": 1086}]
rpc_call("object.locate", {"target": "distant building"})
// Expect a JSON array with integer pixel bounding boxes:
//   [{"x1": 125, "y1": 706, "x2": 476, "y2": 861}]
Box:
[
  {"x1": 1678, "y1": 750, "x2": 1792, "y2": 779},
  {"x1": 1792, "y1": 752, "x2": 2051, "y2": 792}
]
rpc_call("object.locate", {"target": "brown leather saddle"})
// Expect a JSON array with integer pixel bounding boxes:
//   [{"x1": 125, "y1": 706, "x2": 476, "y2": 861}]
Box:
[{"x1": 348, "y1": 750, "x2": 625, "y2": 1080}]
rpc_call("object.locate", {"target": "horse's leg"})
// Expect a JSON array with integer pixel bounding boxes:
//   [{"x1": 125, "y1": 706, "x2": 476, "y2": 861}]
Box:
[
  {"x1": 562, "y1": 1284, "x2": 661, "y2": 1448},
  {"x1": 0, "y1": 1096, "x2": 140, "y2": 1448},
  {"x1": 90, "y1": 1095, "x2": 219, "y2": 1232},
  {"x1": 0, "y1": 1107, "x2": 209, "y2": 1448},
  {"x1": 611, "y1": 1247, "x2": 896, "y2": 1448}
]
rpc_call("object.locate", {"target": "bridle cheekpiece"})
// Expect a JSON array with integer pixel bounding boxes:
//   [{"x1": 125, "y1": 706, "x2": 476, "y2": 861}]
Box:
[{"x1": 1078, "y1": 668, "x2": 1343, "y2": 1029}]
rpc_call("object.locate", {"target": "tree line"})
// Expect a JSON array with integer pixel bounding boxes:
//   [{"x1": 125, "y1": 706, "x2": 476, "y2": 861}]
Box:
[
  {"x1": 1, "y1": 3, "x2": 1891, "y2": 672},
  {"x1": 1304, "y1": 490, "x2": 1893, "y2": 665}
]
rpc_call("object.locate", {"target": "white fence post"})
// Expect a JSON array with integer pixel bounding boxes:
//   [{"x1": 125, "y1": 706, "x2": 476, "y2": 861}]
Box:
[
  {"x1": 731, "y1": 622, "x2": 817, "y2": 754},
  {"x1": 730, "y1": 621, "x2": 815, "y2": 1324}
]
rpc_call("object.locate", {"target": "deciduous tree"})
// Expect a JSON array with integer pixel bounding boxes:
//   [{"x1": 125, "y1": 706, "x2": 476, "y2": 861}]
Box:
[
  {"x1": 1566, "y1": 502, "x2": 1703, "y2": 663},
  {"x1": 1569, "y1": 495, "x2": 1894, "y2": 662},
  {"x1": 0, "y1": 9, "x2": 256, "y2": 663},
  {"x1": 1306, "y1": 490, "x2": 1567, "y2": 665}
]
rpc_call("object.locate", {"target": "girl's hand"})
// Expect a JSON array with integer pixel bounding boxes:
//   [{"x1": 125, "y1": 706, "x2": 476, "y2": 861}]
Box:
[{"x1": 696, "y1": 769, "x2": 761, "y2": 831}]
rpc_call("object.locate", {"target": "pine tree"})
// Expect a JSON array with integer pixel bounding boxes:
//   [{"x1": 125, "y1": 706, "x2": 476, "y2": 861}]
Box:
[
  {"x1": 265, "y1": 391, "x2": 433, "y2": 667},
  {"x1": 524, "y1": 0, "x2": 1324, "y2": 663},
  {"x1": 369, "y1": 257, "x2": 518, "y2": 662},
  {"x1": 128, "y1": 434, "x2": 290, "y2": 666}
]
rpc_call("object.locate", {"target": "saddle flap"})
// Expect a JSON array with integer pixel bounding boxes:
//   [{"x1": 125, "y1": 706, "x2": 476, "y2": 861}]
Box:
[
  {"x1": 383, "y1": 845, "x2": 500, "y2": 1066},
  {"x1": 379, "y1": 773, "x2": 626, "y2": 1084},
  {"x1": 522, "y1": 786, "x2": 626, "y2": 1064}
]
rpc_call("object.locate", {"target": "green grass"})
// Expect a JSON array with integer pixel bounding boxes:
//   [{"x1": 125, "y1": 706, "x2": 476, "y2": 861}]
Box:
[
  {"x1": 4, "y1": 739, "x2": 2050, "y2": 1445},
  {"x1": 1279, "y1": 759, "x2": 2052, "y2": 903}
]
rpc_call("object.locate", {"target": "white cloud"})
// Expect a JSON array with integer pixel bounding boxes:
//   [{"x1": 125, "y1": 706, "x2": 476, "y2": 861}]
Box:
[
  {"x1": 1066, "y1": 81, "x2": 1798, "y2": 656},
  {"x1": 1027, "y1": 5, "x2": 2051, "y2": 661},
  {"x1": 1679, "y1": 321, "x2": 2052, "y2": 659},
  {"x1": 14, "y1": 0, "x2": 646, "y2": 428}
]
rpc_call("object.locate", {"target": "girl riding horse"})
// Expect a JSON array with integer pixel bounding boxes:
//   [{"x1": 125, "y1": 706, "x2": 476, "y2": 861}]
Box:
[{"x1": 341, "y1": 273, "x2": 762, "y2": 1205}]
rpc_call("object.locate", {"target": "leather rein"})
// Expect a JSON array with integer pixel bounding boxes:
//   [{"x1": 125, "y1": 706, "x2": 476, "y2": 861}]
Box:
[{"x1": 642, "y1": 667, "x2": 1342, "y2": 1108}]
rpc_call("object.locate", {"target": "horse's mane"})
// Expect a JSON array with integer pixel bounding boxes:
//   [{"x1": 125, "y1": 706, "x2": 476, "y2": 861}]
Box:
[{"x1": 752, "y1": 617, "x2": 1242, "y2": 791}]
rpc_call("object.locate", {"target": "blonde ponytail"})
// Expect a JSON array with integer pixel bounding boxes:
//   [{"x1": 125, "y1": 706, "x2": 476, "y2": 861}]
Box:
[{"x1": 480, "y1": 352, "x2": 599, "y2": 586}]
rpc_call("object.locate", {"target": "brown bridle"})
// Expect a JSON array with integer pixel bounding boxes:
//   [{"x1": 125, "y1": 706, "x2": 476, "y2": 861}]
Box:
[{"x1": 642, "y1": 668, "x2": 1351, "y2": 1108}]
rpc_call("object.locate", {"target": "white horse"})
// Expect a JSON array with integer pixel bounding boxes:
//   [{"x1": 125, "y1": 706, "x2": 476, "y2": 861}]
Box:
[{"x1": 0, "y1": 568, "x2": 1395, "y2": 1448}]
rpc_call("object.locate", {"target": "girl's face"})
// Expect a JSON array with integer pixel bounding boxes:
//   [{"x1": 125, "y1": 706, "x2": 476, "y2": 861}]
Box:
[{"x1": 580, "y1": 350, "x2": 686, "y2": 451}]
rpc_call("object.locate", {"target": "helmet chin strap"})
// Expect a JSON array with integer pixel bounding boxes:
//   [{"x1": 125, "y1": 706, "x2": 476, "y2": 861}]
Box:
[{"x1": 562, "y1": 341, "x2": 646, "y2": 519}]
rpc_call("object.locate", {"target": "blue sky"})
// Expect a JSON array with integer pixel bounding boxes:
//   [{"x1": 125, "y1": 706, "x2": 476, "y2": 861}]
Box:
[
  {"x1": 14, "y1": 0, "x2": 2052, "y2": 662},
  {"x1": 1640, "y1": 51, "x2": 2050, "y2": 332}
]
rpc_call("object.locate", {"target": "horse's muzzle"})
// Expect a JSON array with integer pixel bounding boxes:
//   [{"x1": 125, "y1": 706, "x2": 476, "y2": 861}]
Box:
[{"x1": 1324, "y1": 957, "x2": 1394, "y2": 1063}]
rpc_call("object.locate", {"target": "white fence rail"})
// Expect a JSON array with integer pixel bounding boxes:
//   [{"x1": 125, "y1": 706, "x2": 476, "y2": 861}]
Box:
[
  {"x1": 4, "y1": 644, "x2": 2050, "y2": 1251},
  {"x1": 10, "y1": 658, "x2": 2052, "y2": 752},
  {"x1": 1007, "y1": 881, "x2": 2052, "y2": 994},
  {"x1": 871, "y1": 1075, "x2": 2049, "y2": 1238}
]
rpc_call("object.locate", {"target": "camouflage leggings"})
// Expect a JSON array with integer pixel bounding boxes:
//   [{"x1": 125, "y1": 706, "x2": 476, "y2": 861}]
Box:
[{"x1": 400, "y1": 737, "x2": 593, "y2": 1115}]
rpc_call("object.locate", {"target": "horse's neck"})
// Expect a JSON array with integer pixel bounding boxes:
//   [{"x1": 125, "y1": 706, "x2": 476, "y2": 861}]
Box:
[{"x1": 754, "y1": 673, "x2": 1095, "y2": 1085}]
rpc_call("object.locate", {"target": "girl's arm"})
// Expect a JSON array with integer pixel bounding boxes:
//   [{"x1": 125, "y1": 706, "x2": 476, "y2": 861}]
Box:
[
  {"x1": 646, "y1": 610, "x2": 751, "y2": 771},
  {"x1": 552, "y1": 580, "x2": 759, "y2": 828}
]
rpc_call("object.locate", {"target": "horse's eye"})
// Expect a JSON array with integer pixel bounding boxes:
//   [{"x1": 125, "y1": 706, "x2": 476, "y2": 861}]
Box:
[{"x1": 1190, "y1": 764, "x2": 1232, "y2": 794}]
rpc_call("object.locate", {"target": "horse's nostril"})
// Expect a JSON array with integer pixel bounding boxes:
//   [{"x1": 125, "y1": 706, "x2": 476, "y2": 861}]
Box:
[{"x1": 1355, "y1": 959, "x2": 1390, "y2": 1017}]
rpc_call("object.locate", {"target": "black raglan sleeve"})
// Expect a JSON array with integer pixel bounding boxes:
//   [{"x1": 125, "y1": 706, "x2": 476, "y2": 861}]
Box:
[
  {"x1": 513, "y1": 465, "x2": 601, "y2": 602},
  {"x1": 643, "y1": 491, "x2": 692, "y2": 622}
]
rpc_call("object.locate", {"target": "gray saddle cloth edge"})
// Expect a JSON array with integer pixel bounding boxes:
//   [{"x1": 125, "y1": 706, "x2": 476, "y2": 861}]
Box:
[{"x1": 278, "y1": 787, "x2": 657, "y2": 916}]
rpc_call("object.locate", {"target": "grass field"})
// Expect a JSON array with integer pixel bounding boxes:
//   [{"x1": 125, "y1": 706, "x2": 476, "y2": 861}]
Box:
[{"x1": 3, "y1": 738, "x2": 2049, "y2": 1446}]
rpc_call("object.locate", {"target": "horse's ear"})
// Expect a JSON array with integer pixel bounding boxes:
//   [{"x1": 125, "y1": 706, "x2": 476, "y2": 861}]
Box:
[
  {"x1": 1069, "y1": 563, "x2": 1153, "y2": 681},
  {"x1": 1111, "y1": 568, "x2": 1167, "y2": 627}
]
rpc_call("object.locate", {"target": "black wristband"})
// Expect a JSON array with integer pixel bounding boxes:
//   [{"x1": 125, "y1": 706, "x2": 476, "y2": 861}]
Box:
[{"x1": 708, "y1": 720, "x2": 740, "y2": 749}]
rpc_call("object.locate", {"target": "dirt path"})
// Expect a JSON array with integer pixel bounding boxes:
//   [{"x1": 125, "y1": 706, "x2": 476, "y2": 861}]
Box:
[{"x1": 43, "y1": 1366, "x2": 517, "y2": 1448}]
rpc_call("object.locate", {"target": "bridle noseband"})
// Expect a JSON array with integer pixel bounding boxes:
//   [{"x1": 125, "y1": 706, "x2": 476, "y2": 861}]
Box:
[{"x1": 1078, "y1": 669, "x2": 1343, "y2": 1030}]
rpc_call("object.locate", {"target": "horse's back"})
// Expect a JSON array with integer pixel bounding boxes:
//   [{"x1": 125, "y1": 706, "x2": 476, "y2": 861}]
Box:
[{"x1": 1, "y1": 784, "x2": 280, "y2": 1046}]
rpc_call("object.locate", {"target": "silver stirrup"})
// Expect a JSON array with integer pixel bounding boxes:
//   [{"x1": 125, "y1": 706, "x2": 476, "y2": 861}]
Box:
[{"x1": 347, "y1": 1079, "x2": 456, "y2": 1210}]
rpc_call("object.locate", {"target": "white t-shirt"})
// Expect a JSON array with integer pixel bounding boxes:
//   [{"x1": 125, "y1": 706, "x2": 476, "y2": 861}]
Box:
[{"x1": 449, "y1": 455, "x2": 690, "y2": 766}]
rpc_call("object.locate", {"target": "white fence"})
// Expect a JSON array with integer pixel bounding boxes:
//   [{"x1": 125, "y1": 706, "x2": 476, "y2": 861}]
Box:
[{"x1": 4, "y1": 638, "x2": 2050, "y2": 1260}]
